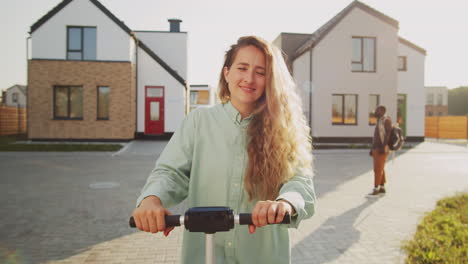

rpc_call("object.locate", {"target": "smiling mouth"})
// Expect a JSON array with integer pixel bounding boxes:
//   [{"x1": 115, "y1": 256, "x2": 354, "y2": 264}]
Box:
[{"x1": 240, "y1": 86, "x2": 256, "y2": 93}]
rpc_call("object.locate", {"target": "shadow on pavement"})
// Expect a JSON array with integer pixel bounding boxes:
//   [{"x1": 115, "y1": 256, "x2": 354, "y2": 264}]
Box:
[{"x1": 292, "y1": 198, "x2": 379, "y2": 263}]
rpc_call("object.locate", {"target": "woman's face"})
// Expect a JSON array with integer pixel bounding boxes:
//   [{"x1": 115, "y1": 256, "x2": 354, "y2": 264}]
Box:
[{"x1": 224, "y1": 45, "x2": 266, "y2": 112}]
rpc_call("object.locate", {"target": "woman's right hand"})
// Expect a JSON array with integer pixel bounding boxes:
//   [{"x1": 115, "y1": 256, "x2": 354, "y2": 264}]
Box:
[{"x1": 132, "y1": 195, "x2": 174, "y2": 236}]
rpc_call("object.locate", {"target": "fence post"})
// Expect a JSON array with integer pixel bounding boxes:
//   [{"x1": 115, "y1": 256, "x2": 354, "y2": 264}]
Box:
[
  {"x1": 17, "y1": 104, "x2": 20, "y2": 135},
  {"x1": 466, "y1": 116, "x2": 468, "y2": 140}
]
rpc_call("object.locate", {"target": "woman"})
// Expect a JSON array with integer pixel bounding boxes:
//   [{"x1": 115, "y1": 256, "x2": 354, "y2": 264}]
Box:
[{"x1": 133, "y1": 36, "x2": 316, "y2": 263}]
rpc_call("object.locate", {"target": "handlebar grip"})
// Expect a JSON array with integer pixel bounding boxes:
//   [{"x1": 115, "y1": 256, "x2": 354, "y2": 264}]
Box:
[
  {"x1": 129, "y1": 215, "x2": 182, "y2": 228},
  {"x1": 238, "y1": 213, "x2": 291, "y2": 225}
]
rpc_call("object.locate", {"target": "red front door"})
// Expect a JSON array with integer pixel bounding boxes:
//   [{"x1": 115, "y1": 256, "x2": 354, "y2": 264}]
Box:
[{"x1": 145, "y1": 86, "x2": 164, "y2": 134}]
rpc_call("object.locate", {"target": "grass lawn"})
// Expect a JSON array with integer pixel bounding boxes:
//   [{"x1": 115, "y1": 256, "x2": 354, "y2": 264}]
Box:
[
  {"x1": 402, "y1": 193, "x2": 468, "y2": 264},
  {"x1": 0, "y1": 135, "x2": 123, "y2": 152}
]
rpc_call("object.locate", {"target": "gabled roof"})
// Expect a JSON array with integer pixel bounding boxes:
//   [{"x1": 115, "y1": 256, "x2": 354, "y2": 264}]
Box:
[
  {"x1": 30, "y1": 0, "x2": 132, "y2": 35},
  {"x1": 294, "y1": 0, "x2": 399, "y2": 59},
  {"x1": 30, "y1": 0, "x2": 187, "y2": 89},
  {"x1": 138, "y1": 41, "x2": 186, "y2": 88},
  {"x1": 6, "y1": 85, "x2": 27, "y2": 95},
  {"x1": 399, "y1": 37, "x2": 427, "y2": 55}
]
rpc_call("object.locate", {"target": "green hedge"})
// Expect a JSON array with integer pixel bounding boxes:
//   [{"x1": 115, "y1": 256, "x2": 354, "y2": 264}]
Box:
[{"x1": 402, "y1": 193, "x2": 468, "y2": 264}]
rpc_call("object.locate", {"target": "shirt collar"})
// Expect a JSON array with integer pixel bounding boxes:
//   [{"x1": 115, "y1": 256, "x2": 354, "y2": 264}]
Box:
[{"x1": 223, "y1": 101, "x2": 253, "y2": 127}]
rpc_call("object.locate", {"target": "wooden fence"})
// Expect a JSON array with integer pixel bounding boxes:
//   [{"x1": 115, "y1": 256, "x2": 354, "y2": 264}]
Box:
[
  {"x1": 425, "y1": 116, "x2": 468, "y2": 139},
  {"x1": 0, "y1": 105, "x2": 27, "y2": 136}
]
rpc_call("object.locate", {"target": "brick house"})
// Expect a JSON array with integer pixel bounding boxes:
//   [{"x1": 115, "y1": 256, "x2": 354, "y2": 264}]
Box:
[{"x1": 27, "y1": 0, "x2": 187, "y2": 140}]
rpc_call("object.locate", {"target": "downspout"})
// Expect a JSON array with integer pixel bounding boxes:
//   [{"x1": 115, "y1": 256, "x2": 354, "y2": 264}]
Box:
[
  {"x1": 309, "y1": 49, "x2": 313, "y2": 135},
  {"x1": 26, "y1": 35, "x2": 31, "y2": 139},
  {"x1": 133, "y1": 34, "x2": 139, "y2": 139}
]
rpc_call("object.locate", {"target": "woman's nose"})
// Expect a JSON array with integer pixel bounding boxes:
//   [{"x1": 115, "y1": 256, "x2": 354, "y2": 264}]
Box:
[{"x1": 243, "y1": 71, "x2": 254, "y2": 84}]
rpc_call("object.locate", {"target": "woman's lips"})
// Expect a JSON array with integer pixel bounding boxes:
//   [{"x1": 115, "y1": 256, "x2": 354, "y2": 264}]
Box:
[{"x1": 240, "y1": 86, "x2": 256, "y2": 93}]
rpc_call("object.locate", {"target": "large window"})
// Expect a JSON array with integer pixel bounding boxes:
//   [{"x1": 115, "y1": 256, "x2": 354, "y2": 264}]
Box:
[
  {"x1": 97, "y1": 86, "x2": 110, "y2": 120},
  {"x1": 54, "y1": 86, "x2": 83, "y2": 120},
  {"x1": 352, "y1": 37, "x2": 376, "y2": 72},
  {"x1": 369, "y1": 94, "x2": 380, "y2": 125},
  {"x1": 67, "y1": 26, "x2": 97, "y2": 60},
  {"x1": 332, "y1": 94, "x2": 358, "y2": 125},
  {"x1": 398, "y1": 56, "x2": 407, "y2": 71},
  {"x1": 437, "y1": 94, "x2": 443, "y2": 105},
  {"x1": 426, "y1": 94, "x2": 434, "y2": 105}
]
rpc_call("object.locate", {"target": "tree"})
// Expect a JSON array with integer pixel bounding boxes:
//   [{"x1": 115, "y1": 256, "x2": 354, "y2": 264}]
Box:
[{"x1": 448, "y1": 86, "x2": 468, "y2": 115}]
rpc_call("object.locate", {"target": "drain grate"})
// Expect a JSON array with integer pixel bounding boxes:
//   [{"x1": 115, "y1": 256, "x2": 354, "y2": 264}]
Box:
[{"x1": 89, "y1": 182, "x2": 120, "y2": 189}]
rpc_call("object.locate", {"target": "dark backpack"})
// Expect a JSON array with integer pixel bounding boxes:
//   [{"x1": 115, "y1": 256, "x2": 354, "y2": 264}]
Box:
[{"x1": 388, "y1": 124, "x2": 405, "y2": 151}]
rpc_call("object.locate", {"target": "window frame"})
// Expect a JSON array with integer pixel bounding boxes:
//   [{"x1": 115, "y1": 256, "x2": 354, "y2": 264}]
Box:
[
  {"x1": 427, "y1": 94, "x2": 434, "y2": 105},
  {"x1": 332, "y1": 94, "x2": 358, "y2": 126},
  {"x1": 12, "y1": 92, "x2": 18, "y2": 103},
  {"x1": 351, "y1": 36, "x2": 376, "y2": 73},
  {"x1": 437, "y1": 94, "x2": 443, "y2": 106},
  {"x1": 368, "y1": 94, "x2": 380, "y2": 125},
  {"x1": 398, "y1": 56, "x2": 407, "y2": 71},
  {"x1": 97, "y1": 86, "x2": 110, "y2": 120},
  {"x1": 66, "y1": 26, "x2": 97, "y2": 61},
  {"x1": 53, "y1": 85, "x2": 83, "y2": 120}
]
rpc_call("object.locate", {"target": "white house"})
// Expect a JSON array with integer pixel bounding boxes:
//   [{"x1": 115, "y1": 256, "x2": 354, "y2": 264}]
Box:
[
  {"x1": 2, "y1": 85, "x2": 27, "y2": 108},
  {"x1": 27, "y1": 0, "x2": 187, "y2": 140},
  {"x1": 274, "y1": 0, "x2": 426, "y2": 142},
  {"x1": 397, "y1": 37, "x2": 427, "y2": 137},
  {"x1": 425, "y1": 86, "x2": 448, "y2": 116}
]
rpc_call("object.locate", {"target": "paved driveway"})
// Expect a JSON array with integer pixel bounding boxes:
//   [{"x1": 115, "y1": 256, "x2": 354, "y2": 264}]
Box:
[{"x1": 0, "y1": 141, "x2": 467, "y2": 263}]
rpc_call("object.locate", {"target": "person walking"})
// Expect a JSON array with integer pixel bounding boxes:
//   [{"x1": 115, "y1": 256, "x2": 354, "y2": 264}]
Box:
[
  {"x1": 132, "y1": 36, "x2": 316, "y2": 264},
  {"x1": 369, "y1": 105, "x2": 392, "y2": 196}
]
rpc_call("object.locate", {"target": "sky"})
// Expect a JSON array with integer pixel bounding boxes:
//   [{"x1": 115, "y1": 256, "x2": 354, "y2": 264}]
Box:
[{"x1": 1, "y1": 0, "x2": 468, "y2": 92}]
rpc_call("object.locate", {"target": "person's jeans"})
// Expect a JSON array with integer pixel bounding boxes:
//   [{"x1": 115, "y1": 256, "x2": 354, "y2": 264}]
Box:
[{"x1": 372, "y1": 149, "x2": 389, "y2": 187}]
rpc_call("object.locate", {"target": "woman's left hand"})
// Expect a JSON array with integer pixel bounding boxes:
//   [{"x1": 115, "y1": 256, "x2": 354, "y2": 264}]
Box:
[{"x1": 249, "y1": 200, "x2": 295, "y2": 234}]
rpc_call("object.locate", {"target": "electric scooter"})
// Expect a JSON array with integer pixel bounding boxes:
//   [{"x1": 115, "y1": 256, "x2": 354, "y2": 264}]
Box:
[{"x1": 129, "y1": 206, "x2": 290, "y2": 264}]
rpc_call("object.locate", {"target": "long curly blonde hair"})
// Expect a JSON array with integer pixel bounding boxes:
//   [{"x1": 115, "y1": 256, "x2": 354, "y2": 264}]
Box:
[{"x1": 218, "y1": 36, "x2": 313, "y2": 201}]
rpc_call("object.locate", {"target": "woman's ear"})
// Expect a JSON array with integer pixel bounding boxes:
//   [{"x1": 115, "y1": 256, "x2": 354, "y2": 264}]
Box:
[{"x1": 223, "y1": 66, "x2": 229, "y2": 80}]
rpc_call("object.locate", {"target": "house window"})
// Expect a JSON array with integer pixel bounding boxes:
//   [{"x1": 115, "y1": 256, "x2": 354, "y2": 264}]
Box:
[
  {"x1": 369, "y1": 94, "x2": 380, "y2": 125},
  {"x1": 97, "y1": 86, "x2": 110, "y2": 120},
  {"x1": 398, "y1": 56, "x2": 407, "y2": 71},
  {"x1": 426, "y1": 94, "x2": 434, "y2": 105},
  {"x1": 190, "y1": 91, "x2": 209, "y2": 105},
  {"x1": 437, "y1": 94, "x2": 443, "y2": 105},
  {"x1": 67, "y1": 26, "x2": 97, "y2": 60},
  {"x1": 332, "y1": 94, "x2": 358, "y2": 125},
  {"x1": 352, "y1": 37, "x2": 376, "y2": 72},
  {"x1": 12, "y1": 92, "x2": 18, "y2": 103},
  {"x1": 54, "y1": 86, "x2": 83, "y2": 120}
]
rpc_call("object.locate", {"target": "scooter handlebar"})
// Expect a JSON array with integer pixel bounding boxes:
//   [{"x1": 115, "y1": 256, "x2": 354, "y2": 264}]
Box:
[
  {"x1": 129, "y1": 213, "x2": 291, "y2": 228},
  {"x1": 238, "y1": 213, "x2": 291, "y2": 225},
  {"x1": 129, "y1": 215, "x2": 182, "y2": 228}
]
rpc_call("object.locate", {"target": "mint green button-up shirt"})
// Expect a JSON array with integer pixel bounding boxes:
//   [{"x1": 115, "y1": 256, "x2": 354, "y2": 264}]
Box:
[{"x1": 137, "y1": 102, "x2": 316, "y2": 264}]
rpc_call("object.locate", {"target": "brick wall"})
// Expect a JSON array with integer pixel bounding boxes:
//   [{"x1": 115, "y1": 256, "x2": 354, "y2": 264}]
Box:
[
  {"x1": 28, "y1": 60, "x2": 136, "y2": 140},
  {"x1": 425, "y1": 105, "x2": 448, "y2": 116}
]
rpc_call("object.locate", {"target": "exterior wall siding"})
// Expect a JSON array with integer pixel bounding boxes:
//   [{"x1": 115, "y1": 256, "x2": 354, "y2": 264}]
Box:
[
  {"x1": 398, "y1": 42, "x2": 425, "y2": 137},
  {"x1": 135, "y1": 32, "x2": 188, "y2": 79},
  {"x1": 292, "y1": 51, "x2": 311, "y2": 129},
  {"x1": 311, "y1": 7, "x2": 398, "y2": 138},
  {"x1": 27, "y1": 59, "x2": 135, "y2": 140},
  {"x1": 31, "y1": 0, "x2": 132, "y2": 61},
  {"x1": 137, "y1": 47, "x2": 185, "y2": 133}
]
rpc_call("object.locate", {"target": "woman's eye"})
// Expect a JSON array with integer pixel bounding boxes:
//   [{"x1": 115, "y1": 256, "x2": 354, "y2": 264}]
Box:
[
  {"x1": 256, "y1": 71, "x2": 265, "y2": 76},
  {"x1": 238, "y1": 67, "x2": 247, "y2": 71}
]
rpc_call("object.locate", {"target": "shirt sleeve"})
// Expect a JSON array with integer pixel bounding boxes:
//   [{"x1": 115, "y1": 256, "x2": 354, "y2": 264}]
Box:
[
  {"x1": 276, "y1": 171, "x2": 316, "y2": 228},
  {"x1": 136, "y1": 111, "x2": 197, "y2": 208}
]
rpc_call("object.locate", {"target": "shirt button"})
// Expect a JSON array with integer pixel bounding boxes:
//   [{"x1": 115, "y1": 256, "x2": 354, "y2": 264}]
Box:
[{"x1": 227, "y1": 242, "x2": 232, "y2": 247}]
